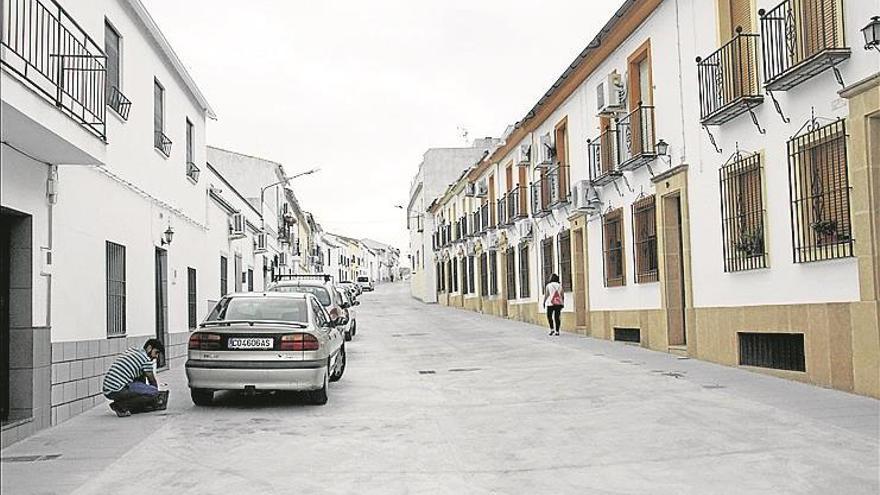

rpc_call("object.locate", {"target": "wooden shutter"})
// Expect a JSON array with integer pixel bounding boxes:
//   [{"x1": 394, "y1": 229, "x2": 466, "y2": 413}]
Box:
[{"x1": 729, "y1": 0, "x2": 752, "y2": 35}]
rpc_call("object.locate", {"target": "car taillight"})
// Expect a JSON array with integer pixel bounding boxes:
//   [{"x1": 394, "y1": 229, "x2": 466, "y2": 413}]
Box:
[
  {"x1": 188, "y1": 333, "x2": 221, "y2": 350},
  {"x1": 280, "y1": 333, "x2": 319, "y2": 351}
]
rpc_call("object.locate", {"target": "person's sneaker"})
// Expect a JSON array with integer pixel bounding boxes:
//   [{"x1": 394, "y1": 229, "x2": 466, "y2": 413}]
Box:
[{"x1": 110, "y1": 403, "x2": 131, "y2": 417}]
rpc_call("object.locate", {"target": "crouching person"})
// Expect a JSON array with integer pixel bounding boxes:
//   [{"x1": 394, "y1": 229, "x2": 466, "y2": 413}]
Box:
[{"x1": 102, "y1": 339, "x2": 164, "y2": 417}]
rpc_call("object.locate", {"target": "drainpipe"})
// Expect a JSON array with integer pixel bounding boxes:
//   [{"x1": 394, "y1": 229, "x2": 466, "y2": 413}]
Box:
[{"x1": 44, "y1": 165, "x2": 58, "y2": 328}]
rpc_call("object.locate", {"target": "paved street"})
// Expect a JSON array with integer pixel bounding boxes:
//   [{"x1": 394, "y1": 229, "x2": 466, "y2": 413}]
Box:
[{"x1": 2, "y1": 282, "x2": 878, "y2": 495}]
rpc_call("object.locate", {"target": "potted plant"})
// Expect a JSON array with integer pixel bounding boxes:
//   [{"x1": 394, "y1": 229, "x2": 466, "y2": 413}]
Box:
[
  {"x1": 734, "y1": 230, "x2": 764, "y2": 257},
  {"x1": 811, "y1": 219, "x2": 837, "y2": 237}
]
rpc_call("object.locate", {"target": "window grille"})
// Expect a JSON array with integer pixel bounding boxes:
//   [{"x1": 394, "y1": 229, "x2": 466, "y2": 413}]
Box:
[
  {"x1": 519, "y1": 243, "x2": 530, "y2": 298},
  {"x1": 489, "y1": 251, "x2": 498, "y2": 295},
  {"x1": 106, "y1": 241, "x2": 126, "y2": 337},
  {"x1": 541, "y1": 237, "x2": 554, "y2": 287},
  {"x1": 220, "y1": 256, "x2": 228, "y2": 296},
  {"x1": 632, "y1": 196, "x2": 659, "y2": 282},
  {"x1": 720, "y1": 153, "x2": 767, "y2": 271},
  {"x1": 460, "y1": 258, "x2": 468, "y2": 294},
  {"x1": 787, "y1": 119, "x2": 852, "y2": 263},
  {"x1": 506, "y1": 247, "x2": 517, "y2": 299},
  {"x1": 467, "y1": 256, "x2": 475, "y2": 295},
  {"x1": 558, "y1": 230, "x2": 572, "y2": 291},
  {"x1": 187, "y1": 267, "x2": 197, "y2": 328},
  {"x1": 603, "y1": 209, "x2": 625, "y2": 287},
  {"x1": 479, "y1": 252, "x2": 489, "y2": 296},
  {"x1": 452, "y1": 260, "x2": 458, "y2": 292},
  {"x1": 739, "y1": 332, "x2": 805, "y2": 372}
]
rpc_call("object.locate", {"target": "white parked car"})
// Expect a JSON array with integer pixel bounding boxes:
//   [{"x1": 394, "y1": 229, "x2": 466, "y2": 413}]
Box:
[
  {"x1": 186, "y1": 292, "x2": 346, "y2": 406},
  {"x1": 356, "y1": 276, "x2": 374, "y2": 291}
]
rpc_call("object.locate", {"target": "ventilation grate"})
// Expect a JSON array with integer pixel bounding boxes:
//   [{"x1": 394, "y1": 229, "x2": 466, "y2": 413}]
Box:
[
  {"x1": 739, "y1": 332, "x2": 805, "y2": 372},
  {"x1": 614, "y1": 327, "x2": 640, "y2": 343}
]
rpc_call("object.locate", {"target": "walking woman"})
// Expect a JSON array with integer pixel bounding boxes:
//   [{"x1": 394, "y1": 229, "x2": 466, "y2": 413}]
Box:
[{"x1": 544, "y1": 273, "x2": 564, "y2": 336}]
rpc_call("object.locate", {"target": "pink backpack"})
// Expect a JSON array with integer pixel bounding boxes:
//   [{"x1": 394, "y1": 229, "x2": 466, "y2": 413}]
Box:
[{"x1": 550, "y1": 287, "x2": 563, "y2": 306}]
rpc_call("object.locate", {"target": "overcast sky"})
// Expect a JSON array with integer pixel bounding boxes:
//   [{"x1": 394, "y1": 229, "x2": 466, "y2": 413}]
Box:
[{"x1": 142, "y1": 0, "x2": 620, "y2": 253}]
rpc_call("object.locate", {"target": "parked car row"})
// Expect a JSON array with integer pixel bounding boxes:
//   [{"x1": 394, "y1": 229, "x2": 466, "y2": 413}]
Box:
[{"x1": 185, "y1": 274, "x2": 370, "y2": 406}]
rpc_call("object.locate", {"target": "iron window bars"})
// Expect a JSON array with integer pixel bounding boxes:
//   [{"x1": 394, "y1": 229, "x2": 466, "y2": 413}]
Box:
[
  {"x1": 759, "y1": 0, "x2": 850, "y2": 91},
  {"x1": 588, "y1": 126, "x2": 622, "y2": 186},
  {"x1": 617, "y1": 103, "x2": 657, "y2": 170},
  {"x1": 154, "y1": 130, "x2": 172, "y2": 157},
  {"x1": 480, "y1": 203, "x2": 490, "y2": 231},
  {"x1": 530, "y1": 177, "x2": 551, "y2": 218},
  {"x1": 106, "y1": 241, "x2": 126, "y2": 337},
  {"x1": 489, "y1": 251, "x2": 498, "y2": 295},
  {"x1": 107, "y1": 85, "x2": 131, "y2": 120},
  {"x1": 558, "y1": 230, "x2": 573, "y2": 291},
  {"x1": 720, "y1": 151, "x2": 768, "y2": 272},
  {"x1": 739, "y1": 332, "x2": 806, "y2": 372},
  {"x1": 506, "y1": 247, "x2": 517, "y2": 300},
  {"x1": 479, "y1": 252, "x2": 489, "y2": 296},
  {"x1": 602, "y1": 208, "x2": 625, "y2": 287},
  {"x1": 1, "y1": 0, "x2": 107, "y2": 139},
  {"x1": 187, "y1": 267, "x2": 197, "y2": 329},
  {"x1": 696, "y1": 29, "x2": 763, "y2": 125},
  {"x1": 541, "y1": 237, "x2": 554, "y2": 288},
  {"x1": 186, "y1": 161, "x2": 201, "y2": 182},
  {"x1": 507, "y1": 186, "x2": 528, "y2": 222},
  {"x1": 220, "y1": 256, "x2": 228, "y2": 296},
  {"x1": 467, "y1": 256, "x2": 476, "y2": 295},
  {"x1": 546, "y1": 164, "x2": 570, "y2": 207},
  {"x1": 631, "y1": 195, "x2": 659, "y2": 283},
  {"x1": 787, "y1": 118, "x2": 852, "y2": 263},
  {"x1": 497, "y1": 195, "x2": 508, "y2": 227},
  {"x1": 518, "y1": 243, "x2": 530, "y2": 298}
]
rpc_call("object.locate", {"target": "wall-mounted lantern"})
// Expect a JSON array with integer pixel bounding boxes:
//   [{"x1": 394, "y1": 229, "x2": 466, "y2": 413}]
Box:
[
  {"x1": 160, "y1": 225, "x2": 175, "y2": 246},
  {"x1": 863, "y1": 16, "x2": 880, "y2": 52}
]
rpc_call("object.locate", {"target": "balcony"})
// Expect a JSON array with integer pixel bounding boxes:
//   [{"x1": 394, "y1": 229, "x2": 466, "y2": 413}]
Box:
[
  {"x1": 546, "y1": 164, "x2": 570, "y2": 207},
  {"x1": 1, "y1": 0, "x2": 107, "y2": 140},
  {"x1": 154, "y1": 130, "x2": 172, "y2": 157},
  {"x1": 697, "y1": 30, "x2": 764, "y2": 125},
  {"x1": 107, "y1": 85, "x2": 132, "y2": 121},
  {"x1": 497, "y1": 196, "x2": 508, "y2": 227},
  {"x1": 480, "y1": 203, "x2": 490, "y2": 232},
  {"x1": 617, "y1": 103, "x2": 656, "y2": 170},
  {"x1": 588, "y1": 127, "x2": 622, "y2": 186},
  {"x1": 759, "y1": 0, "x2": 850, "y2": 91},
  {"x1": 507, "y1": 186, "x2": 528, "y2": 222},
  {"x1": 530, "y1": 179, "x2": 551, "y2": 218},
  {"x1": 186, "y1": 161, "x2": 200, "y2": 182}
]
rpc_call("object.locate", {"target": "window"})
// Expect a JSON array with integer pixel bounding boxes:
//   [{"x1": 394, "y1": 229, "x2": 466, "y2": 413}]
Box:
[
  {"x1": 234, "y1": 255, "x2": 243, "y2": 292},
  {"x1": 153, "y1": 79, "x2": 170, "y2": 156},
  {"x1": 220, "y1": 256, "x2": 228, "y2": 296},
  {"x1": 186, "y1": 118, "x2": 194, "y2": 164},
  {"x1": 788, "y1": 119, "x2": 853, "y2": 263},
  {"x1": 603, "y1": 209, "x2": 625, "y2": 287},
  {"x1": 247, "y1": 269, "x2": 254, "y2": 292},
  {"x1": 489, "y1": 251, "x2": 498, "y2": 295},
  {"x1": 106, "y1": 241, "x2": 126, "y2": 337},
  {"x1": 187, "y1": 267, "x2": 197, "y2": 328},
  {"x1": 720, "y1": 154, "x2": 767, "y2": 271},
  {"x1": 461, "y1": 258, "x2": 468, "y2": 294},
  {"x1": 632, "y1": 196, "x2": 660, "y2": 282},
  {"x1": 467, "y1": 256, "x2": 475, "y2": 295},
  {"x1": 452, "y1": 260, "x2": 458, "y2": 292},
  {"x1": 104, "y1": 22, "x2": 120, "y2": 94},
  {"x1": 554, "y1": 118, "x2": 570, "y2": 203},
  {"x1": 541, "y1": 237, "x2": 554, "y2": 288},
  {"x1": 518, "y1": 243, "x2": 530, "y2": 299},
  {"x1": 558, "y1": 230, "x2": 572, "y2": 291},
  {"x1": 506, "y1": 247, "x2": 517, "y2": 299},
  {"x1": 479, "y1": 252, "x2": 489, "y2": 296}
]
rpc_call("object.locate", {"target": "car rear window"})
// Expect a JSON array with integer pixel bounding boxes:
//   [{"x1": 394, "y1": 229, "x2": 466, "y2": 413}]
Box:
[
  {"x1": 357, "y1": 277, "x2": 369, "y2": 282},
  {"x1": 272, "y1": 285, "x2": 332, "y2": 306},
  {"x1": 206, "y1": 297, "x2": 309, "y2": 323}
]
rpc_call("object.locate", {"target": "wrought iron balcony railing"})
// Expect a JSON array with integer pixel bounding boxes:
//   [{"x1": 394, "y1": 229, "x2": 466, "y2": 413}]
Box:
[
  {"x1": 697, "y1": 30, "x2": 764, "y2": 125},
  {"x1": 186, "y1": 161, "x2": 200, "y2": 182},
  {"x1": 530, "y1": 179, "x2": 551, "y2": 218},
  {"x1": 758, "y1": 0, "x2": 850, "y2": 91},
  {"x1": 497, "y1": 196, "x2": 508, "y2": 227},
  {"x1": 617, "y1": 103, "x2": 656, "y2": 170},
  {"x1": 107, "y1": 85, "x2": 132, "y2": 121},
  {"x1": 547, "y1": 164, "x2": 570, "y2": 207},
  {"x1": 154, "y1": 130, "x2": 172, "y2": 157},
  {"x1": 588, "y1": 126, "x2": 622, "y2": 186},
  {"x1": 507, "y1": 186, "x2": 527, "y2": 222},
  {"x1": 480, "y1": 203, "x2": 490, "y2": 231},
  {"x1": 469, "y1": 211, "x2": 479, "y2": 237},
  {"x1": 1, "y1": 0, "x2": 107, "y2": 139}
]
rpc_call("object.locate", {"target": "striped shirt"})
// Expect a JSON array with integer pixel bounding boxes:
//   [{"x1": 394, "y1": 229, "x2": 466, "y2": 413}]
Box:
[{"x1": 102, "y1": 347, "x2": 153, "y2": 395}]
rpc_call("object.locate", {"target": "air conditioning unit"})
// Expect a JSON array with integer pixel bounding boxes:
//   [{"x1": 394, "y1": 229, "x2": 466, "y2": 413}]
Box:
[
  {"x1": 517, "y1": 144, "x2": 531, "y2": 166},
  {"x1": 597, "y1": 71, "x2": 625, "y2": 115},
  {"x1": 486, "y1": 231, "x2": 498, "y2": 251},
  {"x1": 518, "y1": 220, "x2": 533, "y2": 240},
  {"x1": 537, "y1": 133, "x2": 555, "y2": 168},
  {"x1": 229, "y1": 212, "x2": 246, "y2": 239},
  {"x1": 465, "y1": 182, "x2": 477, "y2": 197},
  {"x1": 572, "y1": 179, "x2": 602, "y2": 215},
  {"x1": 254, "y1": 231, "x2": 268, "y2": 254},
  {"x1": 476, "y1": 179, "x2": 488, "y2": 198},
  {"x1": 465, "y1": 239, "x2": 475, "y2": 256},
  {"x1": 277, "y1": 251, "x2": 288, "y2": 266}
]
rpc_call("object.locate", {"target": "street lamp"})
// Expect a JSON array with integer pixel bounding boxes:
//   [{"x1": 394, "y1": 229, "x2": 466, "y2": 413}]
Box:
[
  {"x1": 259, "y1": 168, "x2": 320, "y2": 227},
  {"x1": 863, "y1": 16, "x2": 880, "y2": 52}
]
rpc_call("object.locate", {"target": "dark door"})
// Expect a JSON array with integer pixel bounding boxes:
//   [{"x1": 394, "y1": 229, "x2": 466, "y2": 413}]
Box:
[
  {"x1": 154, "y1": 248, "x2": 168, "y2": 368},
  {"x1": 0, "y1": 215, "x2": 11, "y2": 421},
  {"x1": 663, "y1": 195, "x2": 687, "y2": 346}
]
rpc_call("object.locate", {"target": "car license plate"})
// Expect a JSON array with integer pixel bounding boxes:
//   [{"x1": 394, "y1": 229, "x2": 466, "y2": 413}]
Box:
[{"x1": 227, "y1": 337, "x2": 274, "y2": 350}]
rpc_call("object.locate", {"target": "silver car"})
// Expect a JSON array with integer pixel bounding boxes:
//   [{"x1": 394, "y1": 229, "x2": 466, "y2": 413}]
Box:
[{"x1": 185, "y1": 292, "x2": 346, "y2": 406}]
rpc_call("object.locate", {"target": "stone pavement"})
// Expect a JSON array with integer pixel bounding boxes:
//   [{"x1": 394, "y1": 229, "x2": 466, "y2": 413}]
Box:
[{"x1": 1, "y1": 282, "x2": 878, "y2": 494}]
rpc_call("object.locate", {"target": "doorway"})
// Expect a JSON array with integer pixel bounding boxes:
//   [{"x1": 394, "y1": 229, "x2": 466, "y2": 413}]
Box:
[
  {"x1": 663, "y1": 195, "x2": 687, "y2": 346},
  {"x1": 1, "y1": 214, "x2": 12, "y2": 422},
  {"x1": 573, "y1": 228, "x2": 587, "y2": 327},
  {"x1": 154, "y1": 247, "x2": 168, "y2": 368}
]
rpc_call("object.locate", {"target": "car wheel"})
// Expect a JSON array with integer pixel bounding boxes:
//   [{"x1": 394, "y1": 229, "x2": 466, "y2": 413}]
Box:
[
  {"x1": 344, "y1": 329, "x2": 352, "y2": 341},
  {"x1": 191, "y1": 388, "x2": 213, "y2": 406},
  {"x1": 310, "y1": 367, "x2": 329, "y2": 405},
  {"x1": 330, "y1": 345, "x2": 346, "y2": 382},
  {"x1": 351, "y1": 320, "x2": 357, "y2": 336}
]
